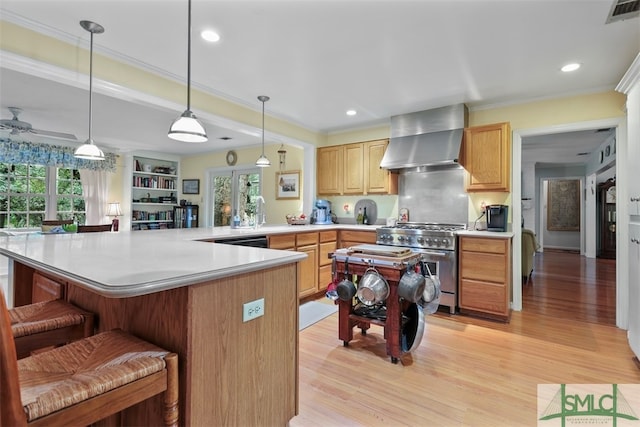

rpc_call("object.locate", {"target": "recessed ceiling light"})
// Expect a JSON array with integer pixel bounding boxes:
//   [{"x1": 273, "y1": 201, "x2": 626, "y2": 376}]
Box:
[
  {"x1": 561, "y1": 63, "x2": 581, "y2": 72},
  {"x1": 346, "y1": 110, "x2": 357, "y2": 116},
  {"x1": 201, "y1": 30, "x2": 220, "y2": 42}
]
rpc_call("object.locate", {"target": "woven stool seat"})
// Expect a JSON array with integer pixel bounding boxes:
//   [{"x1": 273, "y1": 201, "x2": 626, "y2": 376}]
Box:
[
  {"x1": 0, "y1": 290, "x2": 179, "y2": 427},
  {"x1": 9, "y1": 300, "x2": 94, "y2": 359},
  {"x1": 20, "y1": 329, "x2": 169, "y2": 422}
]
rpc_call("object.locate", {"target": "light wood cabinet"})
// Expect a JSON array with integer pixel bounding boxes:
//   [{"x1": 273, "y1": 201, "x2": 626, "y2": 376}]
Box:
[
  {"x1": 32, "y1": 271, "x2": 65, "y2": 303},
  {"x1": 459, "y1": 236, "x2": 512, "y2": 321},
  {"x1": 269, "y1": 232, "x2": 321, "y2": 298},
  {"x1": 296, "y1": 232, "x2": 319, "y2": 298},
  {"x1": 462, "y1": 122, "x2": 511, "y2": 192},
  {"x1": 317, "y1": 140, "x2": 397, "y2": 196},
  {"x1": 318, "y1": 230, "x2": 338, "y2": 290},
  {"x1": 317, "y1": 146, "x2": 343, "y2": 195},
  {"x1": 364, "y1": 139, "x2": 398, "y2": 194},
  {"x1": 343, "y1": 144, "x2": 364, "y2": 194}
]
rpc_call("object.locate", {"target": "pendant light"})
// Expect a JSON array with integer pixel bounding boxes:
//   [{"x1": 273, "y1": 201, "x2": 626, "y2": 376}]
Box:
[
  {"x1": 74, "y1": 20, "x2": 105, "y2": 160},
  {"x1": 168, "y1": 0, "x2": 207, "y2": 143},
  {"x1": 255, "y1": 95, "x2": 270, "y2": 168}
]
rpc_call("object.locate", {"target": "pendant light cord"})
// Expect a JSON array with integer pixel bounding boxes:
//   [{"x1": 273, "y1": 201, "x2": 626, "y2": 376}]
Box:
[
  {"x1": 261, "y1": 100, "x2": 265, "y2": 155},
  {"x1": 186, "y1": 0, "x2": 192, "y2": 111},
  {"x1": 88, "y1": 30, "x2": 94, "y2": 141}
]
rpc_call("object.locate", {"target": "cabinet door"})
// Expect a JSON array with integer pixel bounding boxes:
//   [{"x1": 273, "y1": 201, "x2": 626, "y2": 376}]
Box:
[
  {"x1": 317, "y1": 146, "x2": 344, "y2": 195},
  {"x1": 343, "y1": 144, "x2": 364, "y2": 194},
  {"x1": 463, "y1": 122, "x2": 511, "y2": 192},
  {"x1": 364, "y1": 139, "x2": 398, "y2": 194},
  {"x1": 297, "y1": 244, "x2": 319, "y2": 298},
  {"x1": 32, "y1": 272, "x2": 65, "y2": 303}
]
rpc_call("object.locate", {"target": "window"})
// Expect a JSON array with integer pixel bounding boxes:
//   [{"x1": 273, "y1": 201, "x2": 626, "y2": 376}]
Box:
[{"x1": 0, "y1": 162, "x2": 85, "y2": 229}]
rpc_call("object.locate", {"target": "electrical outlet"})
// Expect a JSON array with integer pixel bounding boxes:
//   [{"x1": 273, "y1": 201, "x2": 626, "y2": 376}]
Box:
[{"x1": 243, "y1": 298, "x2": 265, "y2": 322}]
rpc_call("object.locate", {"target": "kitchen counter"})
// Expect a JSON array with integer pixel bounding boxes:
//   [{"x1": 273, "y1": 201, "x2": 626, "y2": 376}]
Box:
[
  {"x1": 0, "y1": 229, "x2": 307, "y2": 298},
  {"x1": 456, "y1": 229, "x2": 514, "y2": 238},
  {"x1": 0, "y1": 227, "x2": 304, "y2": 426}
]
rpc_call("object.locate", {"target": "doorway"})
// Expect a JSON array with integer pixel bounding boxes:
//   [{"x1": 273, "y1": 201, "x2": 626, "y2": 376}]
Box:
[
  {"x1": 512, "y1": 118, "x2": 626, "y2": 329},
  {"x1": 207, "y1": 167, "x2": 262, "y2": 228}
]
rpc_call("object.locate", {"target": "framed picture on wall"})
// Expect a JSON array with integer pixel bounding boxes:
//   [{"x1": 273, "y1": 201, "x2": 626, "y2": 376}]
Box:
[
  {"x1": 276, "y1": 171, "x2": 300, "y2": 200},
  {"x1": 182, "y1": 179, "x2": 200, "y2": 195}
]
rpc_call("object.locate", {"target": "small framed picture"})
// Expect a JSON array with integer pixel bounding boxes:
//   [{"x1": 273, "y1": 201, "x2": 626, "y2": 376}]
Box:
[
  {"x1": 276, "y1": 171, "x2": 300, "y2": 200},
  {"x1": 182, "y1": 179, "x2": 200, "y2": 195}
]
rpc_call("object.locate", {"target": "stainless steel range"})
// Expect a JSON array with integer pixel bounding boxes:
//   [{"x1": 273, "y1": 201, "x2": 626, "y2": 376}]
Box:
[{"x1": 376, "y1": 222, "x2": 467, "y2": 314}]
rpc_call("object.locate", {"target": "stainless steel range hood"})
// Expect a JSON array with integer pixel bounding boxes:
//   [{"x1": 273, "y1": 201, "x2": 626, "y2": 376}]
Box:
[{"x1": 380, "y1": 104, "x2": 468, "y2": 170}]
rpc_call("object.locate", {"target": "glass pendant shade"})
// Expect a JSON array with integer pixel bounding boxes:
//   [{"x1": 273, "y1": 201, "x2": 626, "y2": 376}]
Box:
[
  {"x1": 74, "y1": 139, "x2": 105, "y2": 160},
  {"x1": 168, "y1": 110, "x2": 207, "y2": 143},
  {"x1": 256, "y1": 154, "x2": 271, "y2": 167}
]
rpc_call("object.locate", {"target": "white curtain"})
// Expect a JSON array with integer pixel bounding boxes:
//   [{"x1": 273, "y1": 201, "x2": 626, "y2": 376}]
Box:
[{"x1": 80, "y1": 170, "x2": 110, "y2": 225}]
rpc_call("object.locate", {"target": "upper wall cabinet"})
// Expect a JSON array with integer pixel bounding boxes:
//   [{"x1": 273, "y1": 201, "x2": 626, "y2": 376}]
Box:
[
  {"x1": 317, "y1": 145, "x2": 344, "y2": 195},
  {"x1": 462, "y1": 122, "x2": 511, "y2": 192},
  {"x1": 317, "y1": 139, "x2": 398, "y2": 196}
]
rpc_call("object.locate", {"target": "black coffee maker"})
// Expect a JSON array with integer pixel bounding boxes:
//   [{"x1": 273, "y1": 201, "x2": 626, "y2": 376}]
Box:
[{"x1": 486, "y1": 205, "x2": 508, "y2": 232}]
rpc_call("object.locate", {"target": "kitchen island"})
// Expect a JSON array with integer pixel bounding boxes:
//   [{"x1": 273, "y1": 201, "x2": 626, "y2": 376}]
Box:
[{"x1": 0, "y1": 230, "x2": 307, "y2": 426}]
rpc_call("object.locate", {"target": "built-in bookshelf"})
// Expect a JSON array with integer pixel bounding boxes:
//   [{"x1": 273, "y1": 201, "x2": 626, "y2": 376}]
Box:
[{"x1": 131, "y1": 156, "x2": 179, "y2": 231}]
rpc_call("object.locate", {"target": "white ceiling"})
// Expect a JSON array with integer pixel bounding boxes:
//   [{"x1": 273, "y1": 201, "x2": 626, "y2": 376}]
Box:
[{"x1": 0, "y1": 0, "x2": 638, "y2": 159}]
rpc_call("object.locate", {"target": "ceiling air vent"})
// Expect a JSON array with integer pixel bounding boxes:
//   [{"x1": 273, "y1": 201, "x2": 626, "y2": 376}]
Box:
[{"x1": 606, "y1": 0, "x2": 640, "y2": 23}]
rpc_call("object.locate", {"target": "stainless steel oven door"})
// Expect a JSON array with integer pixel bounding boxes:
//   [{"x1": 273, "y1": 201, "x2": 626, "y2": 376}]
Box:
[{"x1": 411, "y1": 248, "x2": 457, "y2": 314}]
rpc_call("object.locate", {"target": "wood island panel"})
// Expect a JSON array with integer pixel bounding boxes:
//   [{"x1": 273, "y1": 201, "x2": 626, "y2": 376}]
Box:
[{"x1": 59, "y1": 263, "x2": 299, "y2": 426}]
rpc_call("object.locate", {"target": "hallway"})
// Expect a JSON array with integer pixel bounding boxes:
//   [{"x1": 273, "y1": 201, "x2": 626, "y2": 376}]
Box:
[{"x1": 522, "y1": 251, "x2": 616, "y2": 325}]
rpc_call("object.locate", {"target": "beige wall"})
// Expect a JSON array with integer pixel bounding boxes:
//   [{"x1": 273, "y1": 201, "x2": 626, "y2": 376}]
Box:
[
  {"x1": 324, "y1": 91, "x2": 626, "y2": 223},
  {"x1": 2, "y1": 21, "x2": 627, "y2": 226},
  {"x1": 181, "y1": 143, "x2": 305, "y2": 225}
]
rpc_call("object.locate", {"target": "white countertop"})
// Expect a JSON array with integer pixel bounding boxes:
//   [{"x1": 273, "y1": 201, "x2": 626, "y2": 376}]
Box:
[
  {"x1": 456, "y1": 229, "x2": 514, "y2": 238},
  {"x1": 0, "y1": 224, "x2": 378, "y2": 299}
]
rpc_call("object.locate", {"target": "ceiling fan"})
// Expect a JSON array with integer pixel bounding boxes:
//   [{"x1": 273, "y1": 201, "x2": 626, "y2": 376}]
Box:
[{"x1": 0, "y1": 107, "x2": 77, "y2": 141}]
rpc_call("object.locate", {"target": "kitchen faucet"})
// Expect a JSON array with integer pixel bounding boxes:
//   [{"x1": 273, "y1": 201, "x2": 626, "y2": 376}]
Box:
[{"x1": 255, "y1": 195, "x2": 266, "y2": 228}]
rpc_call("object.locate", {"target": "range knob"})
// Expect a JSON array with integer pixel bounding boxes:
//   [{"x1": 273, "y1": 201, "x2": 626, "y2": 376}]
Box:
[
  {"x1": 432, "y1": 238, "x2": 439, "y2": 245},
  {"x1": 417, "y1": 237, "x2": 425, "y2": 244},
  {"x1": 441, "y1": 238, "x2": 449, "y2": 247},
  {"x1": 380, "y1": 234, "x2": 391, "y2": 241}
]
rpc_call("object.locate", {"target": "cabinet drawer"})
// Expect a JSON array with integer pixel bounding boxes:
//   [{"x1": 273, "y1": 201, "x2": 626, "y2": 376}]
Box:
[
  {"x1": 339, "y1": 230, "x2": 376, "y2": 247},
  {"x1": 459, "y1": 279, "x2": 507, "y2": 315},
  {"x1": 460, "y1": 237, "x2": 507, "y2": 254},
  {"x1": 460, "y1": 252, "x2": 506, "y2": 282},
  {"x1": 319, "y1": 241, "x2": 337, "y2": 266},
  {"x1": 319, "y1": 230, "x2": 337, "y2": 243},
  {"x1": 296, "y1": 232, "x2": 319, "y2": 247},
  {"x1": 32, "y1": 272, "x2": 65, "y2": 303},
  {"x1": 269, "y1": 234, "x2": 295, "y2": 250}
]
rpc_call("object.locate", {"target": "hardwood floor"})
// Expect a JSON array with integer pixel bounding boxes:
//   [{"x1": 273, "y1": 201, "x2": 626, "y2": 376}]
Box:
[{"x1": 291, "y1": 252, "x2": 637, "y2": 427}]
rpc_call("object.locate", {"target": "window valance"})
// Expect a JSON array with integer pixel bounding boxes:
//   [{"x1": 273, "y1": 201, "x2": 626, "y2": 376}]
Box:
[{"x1": 0, "y1": 138, "x2": 116, "y2": 171}]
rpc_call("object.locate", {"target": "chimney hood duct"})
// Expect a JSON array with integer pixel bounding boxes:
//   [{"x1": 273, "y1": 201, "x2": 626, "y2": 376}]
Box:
[{"x1": 380, "y1": 104, "x2": 468, "y2": 170}]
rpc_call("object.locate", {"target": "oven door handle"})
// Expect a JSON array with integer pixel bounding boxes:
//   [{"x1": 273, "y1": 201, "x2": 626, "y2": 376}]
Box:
[{"x1": 419, "y1": 250, "x2": 449, "y2": 257}]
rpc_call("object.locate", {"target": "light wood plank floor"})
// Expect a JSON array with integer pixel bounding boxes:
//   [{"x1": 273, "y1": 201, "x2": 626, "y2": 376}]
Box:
[{"x1": 291, "y1": 252, "x2": 637, "y2": 427}]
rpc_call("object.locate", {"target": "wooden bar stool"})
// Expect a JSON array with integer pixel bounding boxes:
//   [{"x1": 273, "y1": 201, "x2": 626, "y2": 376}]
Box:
[
  {"x1": 9, "y1": 299, "x2": 95, "y2": 359},
  {"x1": 0, "y1": 290, "x2": 179, "y2": 426}
]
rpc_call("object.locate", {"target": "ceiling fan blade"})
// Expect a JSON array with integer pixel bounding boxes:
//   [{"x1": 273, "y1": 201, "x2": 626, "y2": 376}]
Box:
[{"x1": 30, "y1": 128, "x2": 78, "y2": 141}]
